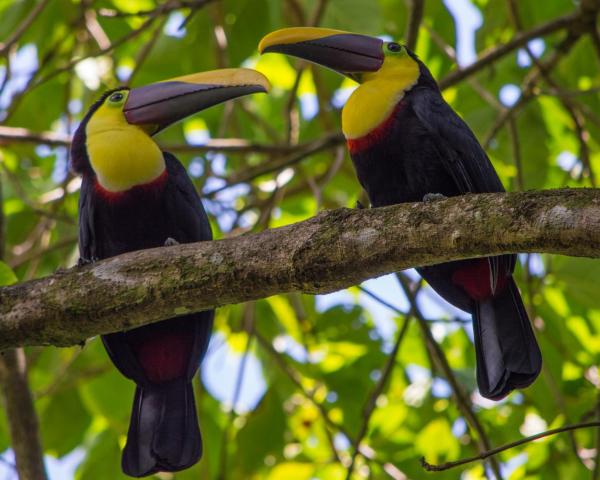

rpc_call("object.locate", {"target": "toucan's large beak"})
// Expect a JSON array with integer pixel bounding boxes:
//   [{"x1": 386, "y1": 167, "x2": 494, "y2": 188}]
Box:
[
  {"x1": 259, "y1": 27, "x2": 383, "y2": 78},
  {"x1": 124, "y1": 68, "x2": 270, "y2": 134}
]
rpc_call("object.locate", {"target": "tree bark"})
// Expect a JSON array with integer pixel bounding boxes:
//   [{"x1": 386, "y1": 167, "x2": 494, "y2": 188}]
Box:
[
  {"x1": 0, "y1": 349, "x2": 47, "y2": 480},
  {"x1": 0, "y1": 165, "x2": 48, "y2": 480},
  {"x1": 1, "y1": 188, "x2": 599, "y2": 350}
]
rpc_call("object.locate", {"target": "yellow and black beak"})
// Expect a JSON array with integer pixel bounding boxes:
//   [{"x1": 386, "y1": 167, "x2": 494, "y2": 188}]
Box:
[
  {"x1": 124, "y1": 68, "x2": 270, "y2": 134},
  {"x1": 259, "y1": 27, "x2": 383, "y2": 78}
]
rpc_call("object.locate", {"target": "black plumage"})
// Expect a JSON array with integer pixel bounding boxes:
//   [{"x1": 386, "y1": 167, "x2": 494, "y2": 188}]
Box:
[
  {"x1": 349, "y1": 55, "x2": 541, "y2": 399},
  {"x1": 72, "y1": 96, "x2": 213, "y2": 476}
]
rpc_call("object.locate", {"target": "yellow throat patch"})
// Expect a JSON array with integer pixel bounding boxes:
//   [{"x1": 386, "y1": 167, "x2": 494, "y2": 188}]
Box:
[
  {"x1": 342, "y1": 54, "x2": 420, "y2": 140},
  {"x1": 85, "y1": 91, "x2": 165, "y2": 192}
]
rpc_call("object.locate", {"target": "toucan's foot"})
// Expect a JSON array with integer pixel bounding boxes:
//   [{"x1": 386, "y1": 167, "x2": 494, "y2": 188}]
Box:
[
  {"x1": 77, "y1": 256, "x2": 98, "y2": 267},
  {"x1": 423, "y1": 193, "x2": 447, "y2": 203},
  {"x1": 164, "y1": 237, "x2": 180, "y2": 247},
  {"x1": 356, "y1": 200, "x2": 365, "y2": 209}
]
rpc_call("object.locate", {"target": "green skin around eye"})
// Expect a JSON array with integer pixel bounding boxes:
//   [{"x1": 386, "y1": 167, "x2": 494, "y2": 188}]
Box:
[
  {"x1": 108, "y1": 91, "x2": 128, "y2": 106},
  {"x1": 384, "y1": 44, "x2": 404, "y2": 56}
]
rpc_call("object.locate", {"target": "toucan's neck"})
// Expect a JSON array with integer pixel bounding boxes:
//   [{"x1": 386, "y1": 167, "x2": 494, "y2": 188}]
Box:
[
  {"x1": 341, "y1": 58, "x2": 420, "y2": 141},
  {"x1": 93, "y1": 168, "x2": 169, "y2": 203},
  {"x1": 85, "y1": 126, "x2": 166, "y2": 193},
  {"x1": 346, "y1": 101, "x2": 403, "y2": 155}
]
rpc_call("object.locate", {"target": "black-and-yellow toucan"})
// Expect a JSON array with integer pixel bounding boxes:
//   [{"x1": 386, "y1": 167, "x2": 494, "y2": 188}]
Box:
[
  {"x1": 259, "y1": 28, "x2": 541, "y2": 400},
  {"x1": 71, "y1": 69, "x2": 269, "y2": 477}
]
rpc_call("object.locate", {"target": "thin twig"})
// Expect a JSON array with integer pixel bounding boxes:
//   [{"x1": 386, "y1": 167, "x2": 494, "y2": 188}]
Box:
[
  {"x1": 396, "y1": 272, "x2": 503, "y2": 480},
  {"x1": 0, "y1": 125, "x2": 345, "y2": 158},
  {"x1": 507, "y1": 118, "x2": 524, "y2": 191},
  {"x1": 218, "y1": 305, "x2": 256, "y2": 480},
  {"x1": 540, "y1": 84, "x2": 600, "y2": 97},
  {"x1": 126, "y1": 16, "x2": 169, "y2": 86},
  {"x1": 405, "y1": 0, "x2": 425, "y2": 51},
  {"x1": 98, "y1": 0, "x2": 215, "y2": 18},
  {"x1": 284, "y1": 0, "x2": 306, "y2": 24},
  {"x1": 255, "y1": 332, "x2": 406, "y2": 478},
  {"x1": 507, "y1": 0, "x2": 595, "y2": 187},
  {"x1": 483, "y1": 32, "x2": 581, "y2": 149},
  {"x1": 0, "y1": 48, "x2": 13, "y2": 101},
  {"x1": 0, "y1": 348, "x2": 47, "y2": 480},
  {"x1": 0, "y1": 0, "x2": 51, "y2": 56},
  {"x1": 204, "y1": 132, "x2": 344, "y2": 196},
  {"x1": 9, "y1": 236, "x2": 78, "y2": 269},
  {"x1": 439, "y1": 11, "x2": 580, "y2": 90},
  {"x1": 422, "y1": 421, "x2": 600, "y2": 472},
  {"x1": 2, "y1": 24, "x2": 78, "y2": 122},
  {"x1": 357, "y1": 286, "x2": 470, "y2": 324},
  {"x1": 345, "y1": 310, "x2": 413, "y2": 480},
  {"x1": 32, "y1": 0, "x2": 196, "y2": 91},
  {"x1": 593, "y1": 399, "x2": 600, "y2": 480}
]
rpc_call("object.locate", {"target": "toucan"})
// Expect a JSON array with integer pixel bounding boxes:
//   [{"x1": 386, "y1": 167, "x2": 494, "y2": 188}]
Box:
[
  {"x1": 71, "y1": 68, "x2": 269, "y2": 476},
  {"x1": 259, "y1": 28, "x2": 541, "y2": 400}
]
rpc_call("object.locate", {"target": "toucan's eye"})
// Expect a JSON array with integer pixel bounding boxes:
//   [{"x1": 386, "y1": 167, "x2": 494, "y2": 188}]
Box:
[
  {"x1": 109, "y1": 92, "x2": 124, "y2": 103},
  {"x1": 387, "y1": 42, "x2": 402, "y2": 53}
]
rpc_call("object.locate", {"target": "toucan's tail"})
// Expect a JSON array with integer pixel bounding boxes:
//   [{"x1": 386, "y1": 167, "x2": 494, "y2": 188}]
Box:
[
  {"x1": 473, "y1": 278, "x2": 542, "y2": 399},
  {"x1": 122, "y1": 380, "x2": 201, "y2": 477}
]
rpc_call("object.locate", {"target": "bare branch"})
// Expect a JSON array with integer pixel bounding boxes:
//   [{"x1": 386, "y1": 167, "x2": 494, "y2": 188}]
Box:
[
  {"x1": 421, "y1": 421, "x2": 600, "y2": 472},
  {"x1": 0, "y1": 125, "x2": 344, "y2": 157},
  {"x1": 0, "y1": 0, "x2": 51, "y2": 56},
  {"x1": 204, "y1": 132, "x2": 344, "y2": 195},
  {"x1": 397, "y1": 273, "x2": 503, "y2": 478},
  {"x1": 345, "y1": 310, "x2": 412, "y2": 479},
  {"x1": 405, "y1": 0, "x2": 425, "y2": 51},
  {"x1": 0, "y1": 349, "x2": 47, "y2": 480},
  {"x1": 98, "y1": 0, "x2": 215, "y2": 18},
  {"x1": 0, "y1": 126, "x2": 71, "y2": 147},
  {"x1": 439, "y1": 11, "x2": 581, "y2": 90}
]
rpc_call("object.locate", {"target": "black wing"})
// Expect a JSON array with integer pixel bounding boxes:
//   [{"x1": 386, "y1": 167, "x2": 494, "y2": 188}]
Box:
[
  {"x1": 164, "y1": 152, "x2": 212, "y2": 243},
  {"x1": 411, "y1": 87, "x2": 514, "y2": 277},
  {"x1": 78, "y1": 176, "x2": 97, "y2": 262},
  {"x1": 411, "y1": 87, "x2": 505, "y2": 194}
]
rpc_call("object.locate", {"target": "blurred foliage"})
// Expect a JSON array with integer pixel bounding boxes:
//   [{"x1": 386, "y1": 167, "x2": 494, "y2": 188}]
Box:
[{"x1": 1, "y1": 0, "x2": 600, "y2": 479}]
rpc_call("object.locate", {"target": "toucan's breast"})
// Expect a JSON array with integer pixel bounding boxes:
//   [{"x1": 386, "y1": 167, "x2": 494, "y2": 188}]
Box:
[
  {"x1": 347, "y1": 100, "x2": 457, "y2": 207},
  {"x1": 83, "y1": 169, "x2": 174, "y2": 258},
  {"x1": 93, "y1": 169, "x2": 169, "y2": 203},
  {"x1": 85, "y1": 127, "x2": 166, "y2": 193},
  {"x1": 347, "y1": 102, "x2": 405, "y2": 154}
]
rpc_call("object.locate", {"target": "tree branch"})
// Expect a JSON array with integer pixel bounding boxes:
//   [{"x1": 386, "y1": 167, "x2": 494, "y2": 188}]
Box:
[
  {"x1": 421, "y1": 421, "x2": 600, "y2": 472},
  {"x1": 438, "y1": 10, "x2": 582, "y2": 90},
  {"x1": 0, "y1": 173, "x2": 47, "y2": 480},
  {"x1": 1, "y1": 189, "x2": 600, "y2": 350},
  {"x1": 0, "y1": 349, "x2": 47, "y2": 480},
  {"x1": 0, "y1": 125, "x2": 344, "y2": 156},
  {"x1": 345, "y1": 309, "x2": 412, "y2": 479},
  {"x1": 397, "y1": 273, "x2": 503, "y2": 479},
  {"x1": 0, "y1": 0, "x2": 51, "y2": 56},
  {"x1": 405, "y1": 0, "x2": 425, "y2": 51}
]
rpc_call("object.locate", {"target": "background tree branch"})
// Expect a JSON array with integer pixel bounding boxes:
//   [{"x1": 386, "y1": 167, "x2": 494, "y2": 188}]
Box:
[
  {"x1": 1, "y1": 188, "x2": 599, "y2": 350},
  {"x1": 0, "y1": 170, "x2": 47, "y2": 480},
  {"x1": 1, "y1": 1, "x2": 599, "y2": 476}
]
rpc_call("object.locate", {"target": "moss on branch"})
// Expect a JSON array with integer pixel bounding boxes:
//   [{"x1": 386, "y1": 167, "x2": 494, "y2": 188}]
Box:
[{"x1": 1, "y1": 189, "x2": 599, "y2": 350}]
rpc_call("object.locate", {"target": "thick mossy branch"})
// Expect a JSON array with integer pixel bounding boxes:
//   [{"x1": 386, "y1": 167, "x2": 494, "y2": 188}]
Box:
[{"x1": 1, "y1": 189, "x2": 599, "y2": 350}]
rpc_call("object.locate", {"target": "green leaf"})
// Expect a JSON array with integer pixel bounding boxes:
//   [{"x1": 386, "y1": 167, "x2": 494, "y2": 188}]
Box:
[
  {"x1": 0, "y1": 261, "x2": 17, "y2": 286},
  {"x1": 235, "y1": 388, "x2": 286, "y2": 474},
  {"x1": 75, "y1": 430, "x2": 128, "y2": 480},
  {"x1": 40, "y1": 389, "x2": 91, "y2": 457}
]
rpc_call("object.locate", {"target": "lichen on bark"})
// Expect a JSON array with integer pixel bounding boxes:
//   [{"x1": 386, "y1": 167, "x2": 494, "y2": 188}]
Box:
[{"x1": 1, "y1": 189, "x2": 599, "y2": 350}]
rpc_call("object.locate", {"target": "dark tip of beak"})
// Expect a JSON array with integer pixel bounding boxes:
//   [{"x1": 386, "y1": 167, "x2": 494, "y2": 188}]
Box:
[
  {"x1": 264, "y1": 33, "x2": 384, "y2": 76},
  {"x1": 123, "y1": 82, "x2": 267, "y2": 134}
]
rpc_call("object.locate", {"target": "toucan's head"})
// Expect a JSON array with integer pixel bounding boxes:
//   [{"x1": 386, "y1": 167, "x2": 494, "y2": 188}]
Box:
[
  {"x1": 259, "y1": 28, "x2": 433, "y2": 140},
  {"x1": 71, "y1": 69, "x2": 269, "y2": 192}
]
